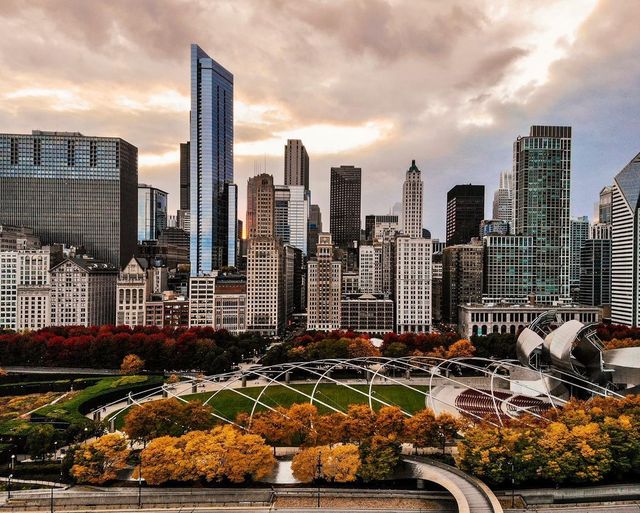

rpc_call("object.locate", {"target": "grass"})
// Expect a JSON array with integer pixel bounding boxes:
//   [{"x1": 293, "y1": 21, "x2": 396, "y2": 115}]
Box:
[{"x1": 186, "y1": 383, "x2": 429, "y2": 422}]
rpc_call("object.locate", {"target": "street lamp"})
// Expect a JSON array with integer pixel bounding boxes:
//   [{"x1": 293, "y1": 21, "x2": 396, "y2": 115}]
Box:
[
  {"x1": 137, "y1": 453, "x2": 143, "y2": 509},
  {"x1": 315, "y1": 453, "x2": 323, "y2": 508},
  {"x1": 10, "y1": 454, "x2": 15, "y2": 470},
  {"x1": 7, "y1": 474, "x2": 12, "y2": 500}
]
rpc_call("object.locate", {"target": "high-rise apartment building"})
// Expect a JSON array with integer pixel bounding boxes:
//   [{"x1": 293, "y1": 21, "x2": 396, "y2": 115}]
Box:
[
  {"x1": 401, "y1": 161, "x2": 423, "y2": 238},
  {"x1": 482, "y1": 235, "x2": 534, "y2": 303},
  {"x1": 442, "y1": 243, "x2": 483, "y2": 323},
  {"x1": 308, "y1": 204, "x2": 322, "y2": 257},
  {"x1": 513, "y1": 125, "x2": 571, "y2": 302},
  {"x1": 246, "y1": 174, "x2": 275, "y2": 239},
  {"x1": 189, "y1": 44, "x2": 235, "y2": 275},
  {"x1": 0, "y1": 131, "x2": 137, "y2": 267},
  {"x1": 16, "y1": 248, "x2": 56, "y2": 331},
  {"x1": 275, "y1": 185, "x2": 309, "y2": 255},
  {"x1": 431, "y1": 250, "x2": 443, "y2": 323},
  {"x1": 137, "y1": 184, "x2": 168, "y2": 242},
  {"x1": 395, "y1": 236, "x2": 432, "y2": 333},
  {"x1": 330, "y1": 166, "x2": 361, "y2": 248},
  {"x1": 358, "y1": 244, "x2": 382, "y2": 294},
  {"x1": 116, "y1": 257, "x2": 167, "y2": 327},
  {"x1": 611, "y1": 152, "x2": 640, "y2": 325},
  {"x1": 284, "y1": 139, "x2": 309, "y2": 191},
  {"x1": 50, "y1": 257, "x2": 118, "y2": 326},
  {"x1": 307, "y1": 233, "x2": 342, "y2": 331},
  {"x1": 0, "y1": 251, "x2": 18, "y2": 330},
  {"x1": 189, "y1": 274, "x2": 217, "y2": 327},
  {"x1": 599, "y1": 186, "x2": 613, "y2": 224},
  {"x1": 492, "y1": 170, "x2": 514, "y2": 226},
  {"x1": 569, "y1": 216, "x2": 590, "y2": 300},
  {"x1": 446, "y1": 185, "x2": 485, "y2": 246},
  {"x1": 180, "y1": 142, "x2": 190, "y2": 211}
]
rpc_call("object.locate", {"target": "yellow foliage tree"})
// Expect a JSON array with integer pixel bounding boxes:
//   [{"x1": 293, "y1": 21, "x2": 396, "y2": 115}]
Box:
[
  {"x1": 71, "y1": 433, "x2": 130, "y2": 484},
  {"x1": 120, "y1": 354, "x2": 144, "y2": 375},
  {"x1": 140, "y1": 435, "x2": 183, "y2": 485},
  {"x1": 445, "y1": 339, "x2": 476, "y2": 359},
  {"x1": 375, "y1": 406, "x2": 406, "y2": 438},
  {"x1": 404, "y1": 408, "x2": 437, "y2": 448},
  {"x1": 347, "y1": 338, "x2": 381, "y2": 358},
  {"x1": 291, "y1": 444, "x2": 361, "y2": 483}
]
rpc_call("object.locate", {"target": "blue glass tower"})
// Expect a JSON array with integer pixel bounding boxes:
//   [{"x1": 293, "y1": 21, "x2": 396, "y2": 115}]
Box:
[{"x1": 190, "y1": 44, "x2": 235, "y2": 275}]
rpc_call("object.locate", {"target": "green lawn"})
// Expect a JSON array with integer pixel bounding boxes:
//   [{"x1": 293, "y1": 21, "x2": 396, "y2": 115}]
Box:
[{"x1": 186, "y1": 383, "x2": 429, "y2": 422}]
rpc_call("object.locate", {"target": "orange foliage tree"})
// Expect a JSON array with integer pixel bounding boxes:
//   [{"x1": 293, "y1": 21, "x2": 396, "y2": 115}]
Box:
[
  {"x1": 120, "y1": 354, "x2": 144, "y2": 375},
  {"x1": 291, "y1": 444, "x2": 361, "y2": 483},
  {"x1": 71, "y1": 434, "x2": 130, "y2": 484}
]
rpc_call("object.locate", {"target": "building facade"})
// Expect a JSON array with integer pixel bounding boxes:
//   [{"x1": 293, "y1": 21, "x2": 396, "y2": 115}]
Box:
[
  {"x1": 189, "y1": 44, "x2": 235, "y2": 274},
  {"x1": 246, "y1": 237, "x2": 284, "y2": 336},
  {"x1": 492, "y1": 170, "x2": 514, "y2": 226},
  {"x1": 275, "y1": 185, "x2": 309, "y2": 255},
  {"x1": 611, "y1": 152, "x2": 640, "y2": 325},
  {"x1": 117, "y1": 257, "x2": 151, "y2": 327},
  {"x1": 213, "y1": 274, "x2": 247, "y2": 334},
  {"x1": 358, "y1": 244, "x2": 382, "y2": 294},
  {"x1": 442, "y1": 243, "x2": 483, "y2": 323},
  {"x1": 307, "y1": 233, "x2": 342, "y2": 331},
  {"x1": 446, "y1": 184, "x2": 485, "y2": 246},
  {"x1": 341, "y1": 294, "x2": 394, "y2": 335},
  {"x1": 308, "y1": 204, "x2": 322, "y2": 257},
  {"x1": 365, "y1": 215, "x2": 399, "y2": 242},
  {"x1": 284, "y1": 139, "x2": 309, "y2": 191},
  {"x1": 246, "y1": 174, "x2": 275, "y2": 239},
  {"x1": 579, "y1": 238, "x2": 611, "y2": 308},
  {"x1": 569, "y1": 216, "x2": 590, "y2": 300},
  {"x1": 401, "y1": 161, "x2": 423, "y2": 239},
  {"x1": 0, "y1": 131, "x2": 137, "y2": 267},
  {"x1": 50, "y1": 257, "x2": 117, "y2": 326},
  {"x1": 137, "y1": 184, "x2": 168, "y2": 241},
  {"x1": 513, "y1": 125, "x2": 571, "y2": 302},
  {"x1": 483, "y1": 235, "x2": 534, "y2": 304},
  {"x1": 395, "y1": 236, "x2": 432, "y2": 333},
  {"x1": 330, "y1": 166, "x2": 361, "y2": 248}
]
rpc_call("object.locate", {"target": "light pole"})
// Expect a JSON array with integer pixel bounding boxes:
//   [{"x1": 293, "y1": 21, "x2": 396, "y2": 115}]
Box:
[
  {"x1": 510, "y1": 459, "x2": 515, "y2": 508},
  {"x1": 315, "y1": 452, "x2": 322, "y2": 508},
  {"x1": 137, "y1": 453, "x2": 143, "y2": 509},
  {"x1": 10, "y1": 454, "x2": 15, "y2": 470},
  {"x1": 7, "y1": 474, "x2": 12, "y2": 500}
]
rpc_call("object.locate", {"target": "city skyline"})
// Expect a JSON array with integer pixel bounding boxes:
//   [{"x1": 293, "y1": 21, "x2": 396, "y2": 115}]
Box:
[{"x1": 1, "y1": 2, "x2": 639, "y2": 238}]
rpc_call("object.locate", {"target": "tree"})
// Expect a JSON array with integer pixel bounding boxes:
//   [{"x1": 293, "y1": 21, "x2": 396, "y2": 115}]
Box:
[
  {"x1": 375, "y1": 406, "x2": 405, "y2": 438},
  {"x1": 434, "y1": 412, "x2": 462, "y2": 454},
  {"x1": 287, "y1": 403, "x2": 319, "y2": 446},
  {"x1": 141, "y1": 436, "x2": 183, "y2": 485},
  {"x1": 404, "y1": 408, "x2": 437, "y2": 448},
  {"x1": 71, "y1": 434, "x2": 130, "y2": 484},
  {"x1": 342, "y1": 404, "x2": 376, "y2": 442},
  {"x1": 359, "y1": 435, "x2": 401, "y2": 482},
  {"x1": 445, "y1": 339, "x2": 476, "y2": 359},
  {"x1": 292, "y1": 444, "x2": 361, "y2": 483},
  {"x1": 314, "y1": 413, "x2": 346, "y2": 445},
  {"x1": 249, "y1": 407, "x2": 296, "y2": 445},
  {"x1": 347, "y1": 338, "x2": 380, "y2": 358},
  {"x1": 26, "y1": 424, "x2": 58, "y2": 461},
  {"x1": 123, "y1": 398, "x2": 215, "y2": 444},
  {"x1": 120, "y1": 354, "x2": 144, "y2": 374}
]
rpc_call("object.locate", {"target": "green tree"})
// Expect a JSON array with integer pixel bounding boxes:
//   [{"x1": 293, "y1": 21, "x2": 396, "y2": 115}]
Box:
[
  {"x1": 26, "y1": 424, "x2": 58, "y2": 460},
  {"x1": 359, "y1": 435, "x2": 401, "y2": 481}
]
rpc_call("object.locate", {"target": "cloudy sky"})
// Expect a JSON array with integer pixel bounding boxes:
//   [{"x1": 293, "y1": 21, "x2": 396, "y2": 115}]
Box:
[{"x1": 1, "y1": 0, "x2": 640, "y2": 238}]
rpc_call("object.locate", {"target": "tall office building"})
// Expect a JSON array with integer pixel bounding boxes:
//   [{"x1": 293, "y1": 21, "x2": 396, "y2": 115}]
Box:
[
  {"x1": 0, "y1": 131, "x2": 137, "y2": 267},
  {"x1": 180, "y1": 142, "x2": 190, "y2": 210},
  {"x1": 247, "y1": 237, "x2": 284, "y2": 336},
  {"x1": 401, "y1": 160, "x2": 424, "y2": 238},
  {"x1": 580, "y1": 239, "x2": 611, "y2": 308},
  {"x1": 275, "y1": 185, "x2": 309, "y2": 255},
  {"x1": 569, "y1": 216, "x2": 590, "y2": 299},
  {"x1": 330, "y1": 166, "x2": 361, "y2": 248},
  {"x1": 599, "y1": 186, "x2": 613, "y2": 224},
  {"x1": 359, "y1": 244, "x2": 382, "y2": 294},
  {"x1": 514, "y1": 125, "x2": 571, "y2": 302},
  {"x1": 611, "y1": 152, "x2": 640, "y2": 325},
  {"x1": 492, "y1": 170, "x2": 514, "y2": 225},
  {"x1": 137, "y1": 184, "x2": 168, "y2": 241},
  {"x1": 446, "y1": 185, "x2": 484, "y2": 246},
  {"x1": 284, "y1": 139, "x2": 309, "y2": 190},
  {"x1": 395, "y1": 237, "x2": 432, "y2": 333},
  {"x1": 308, "y1": 204, "x2": 322, "y2": 256},
  {"x1": 365, "y1": 215, "x2": 399, "y2": 242},
  {"x1": 307, "y1": 233, "x2": 342, "y2": 331},
  {"x1": 246, "y1": 174, "x2": 275, "y2": 239},
  {"x1": 442, "y1": 243, "x2": 483, "y2": 323},
  {"x1": 483, "y1": 235, "x2": 534, "y2": 303},
  {"x1": 189, "y1": 44, "x2": 235, "y2": 275}
]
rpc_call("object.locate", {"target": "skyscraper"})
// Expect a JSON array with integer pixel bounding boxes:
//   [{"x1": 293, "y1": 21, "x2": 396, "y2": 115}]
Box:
[
  {"x1": 284, "y1": 139, "x2": 309, "y2": 190},
  {"x1": 599, "y1": 186, "x2": 613, "y2": 224},
  {"x1": 492, "y1": 170, "x2": 514, "y2": 225},
  {"x1": 275, "y1": 184, "x2": 309, "y2": 255},
  {"x1": 180, "y1": 142, "x2": 190, "y2": 211},
  {"x1": 189, "y1": 44, "x2": 235, "y2": 275},
  {"x1": 483, "y1": 235, "x2": 534, "y2": 304},
  {"x1": 569, "y1": 216, "x2": 589, "y2": 300},
  {"x1": 513, "y1": 125, "x2": 571, "y2": 302},
  {"x1": 308, "y1": 204, "x2": 322, "y2": 256},
  {"x1": 395, "y1": 236, "x2": 432, "y2": 333},
  {"x1": 0, "y1": 130, "x2": 137, "y2": 267},
  {"x1": 330, "y1": 166, "x2": 361, "y2": 248},
  {"x1": 246, "y1": 174, "x2": 275, "y2": 239},
  {"x1": 442, "y1": 243, "x2": 483, "y2": 323},
  {"x1": 137, "y1": 184, "x2": 168, "y2": 241},
  {"x1": 446, "y1": 185, "x2": 484, "y2": 246},
  {"x1": 580, "y1": 238, "x2": 611, "y2": 308},
  {"x1": 611, "y1": 152, "x2": 640, "y2": 325},
  {"x1": 307, "y1": 233, "x2": 342, "y2": 331},
  {"x1": 401, "y1": 160, "x2": 424, "y2": 238}
]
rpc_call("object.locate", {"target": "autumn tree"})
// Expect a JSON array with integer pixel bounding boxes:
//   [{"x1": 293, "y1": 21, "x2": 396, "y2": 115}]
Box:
[
  {"x1": 140, "y1": 436, "x2": 183, "y2": 485},
  {"x1": 123, "y1": 398, "x2": 215, "y2": 444},
  {"x1": 404, "y1": 408, "x2": 437, "y2": 449},
  {"x1": 358, "y1": 435, "x2": 401, "y2": 482},
  {"x1": 342, "y1": 404, "x2": 376, "y2": 442},
  {"x1": 375, "y1": 406, "x2": 406, "y2": 438},
  {"x1": 314, "y1": 412, "x2": 346, "y2": 445},
  {"x1": 71, "y1": 433, "x2": 130, "y2": 484},
  {"x1": 120, "y1": 354, "x2": 144, "y2": 374},
  {"x1": 292, "y1": 445, "x2": 360, "y2": 483},
  {"x1": 347, "y1": 338, "x2": 380, "y2": 358},
  {"x1": 445, "y1": 339, "x2": 476, "y2": 359},
  {"x1": 434, "y1": 412, "x2": 462, "y2": 454}
]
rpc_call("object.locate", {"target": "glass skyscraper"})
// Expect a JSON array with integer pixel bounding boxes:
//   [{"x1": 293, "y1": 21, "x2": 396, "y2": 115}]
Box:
[
  {"x1": 137, "y1": 184, "x2": 168, "y2": 242},
  {"x1": 275, "y1": 184, "x2": 309, "y2": 255},
  {"x1": 189, "y1": 44, "x2": 235, "y2": 275},
  {"x1": 513, "y1": 125, "x2": 571, "y2": 302},
  {"x1": 0, "y1": 130, "x2": 137, "y2": 267}
]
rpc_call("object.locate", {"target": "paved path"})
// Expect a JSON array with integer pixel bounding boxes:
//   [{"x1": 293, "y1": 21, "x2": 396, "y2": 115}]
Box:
[{"x1": 402, "y1": 456, "x2": 503, "y2": 513}]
